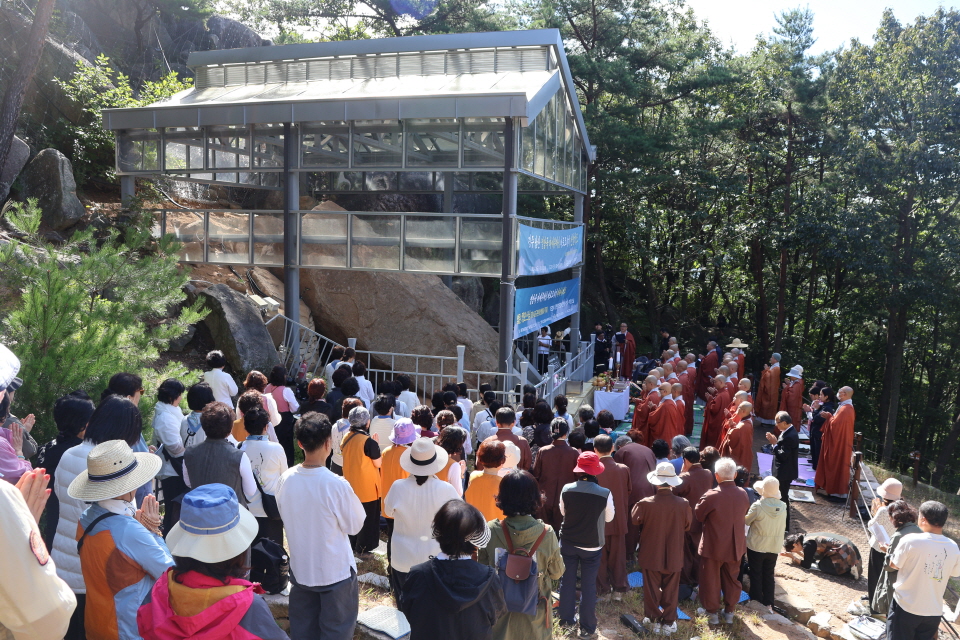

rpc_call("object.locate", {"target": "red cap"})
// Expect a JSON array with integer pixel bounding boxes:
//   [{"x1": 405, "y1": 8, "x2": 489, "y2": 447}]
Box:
[{"x1": 573, "y1": 451, "x2": 605, "y2": 476}]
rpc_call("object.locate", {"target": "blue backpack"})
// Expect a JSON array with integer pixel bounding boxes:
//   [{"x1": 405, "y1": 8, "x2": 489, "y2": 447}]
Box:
[{"x1": 496, "y1": 521, "x2": 549, "y2": 616}]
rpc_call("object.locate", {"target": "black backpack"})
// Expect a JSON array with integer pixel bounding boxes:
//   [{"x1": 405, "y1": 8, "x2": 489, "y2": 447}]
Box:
[{"x1": 250, "y1": 539, "x2": 289, "y2": 594}]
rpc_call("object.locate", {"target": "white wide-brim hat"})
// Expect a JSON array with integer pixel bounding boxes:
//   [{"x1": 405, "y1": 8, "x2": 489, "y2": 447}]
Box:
[
  {"x1": 877, "y1": 478, "x2": 902, "y2": 501},
  {"x1": 166, "y1": 484, "x2": 259, "y2": 563},
  {"x1": 726, "y1": 339, "x2": 749, "y2": 349},
  {"x1": 400, "y1": 437, "x2": 450, "y2": 476},
  {"x1": 647, "y1": 461, "x2": 683, "y2": 487},
  {"x1": 68, "y1": 440, "x2": 162, "y2": 502},
  {"x1": 786, "y1": 365, "x2": 803, "y2": 379},
  {"x1": 754, "y1": 476, "x2": 781, "y2": 499}
]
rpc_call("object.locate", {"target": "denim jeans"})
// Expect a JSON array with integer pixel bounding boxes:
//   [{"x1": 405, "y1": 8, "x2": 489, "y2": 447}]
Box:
[{"x1": 559, "y1": 541, "x2": 603, "y2": 633}]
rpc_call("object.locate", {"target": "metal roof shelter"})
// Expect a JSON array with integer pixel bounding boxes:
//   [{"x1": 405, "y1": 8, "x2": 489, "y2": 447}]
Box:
[{"x1": 104, "y1": 29, "x2": 593, "y2": 382}]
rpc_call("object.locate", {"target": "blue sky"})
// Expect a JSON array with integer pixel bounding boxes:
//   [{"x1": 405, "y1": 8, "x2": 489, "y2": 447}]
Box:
[{"x1": 682, "y1": 0, "x2": 951, "y2": 53}]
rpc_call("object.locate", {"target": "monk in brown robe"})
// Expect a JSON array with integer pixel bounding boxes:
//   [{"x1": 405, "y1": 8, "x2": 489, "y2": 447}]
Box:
[
  {"x1": 615, "y1": 322, "x2": 637, "y2": 379},
  {"x1": 595, "y1": 435, "x2": 632, "y2": 597},
  {"x1": 476, "y1": 407, "x2": 532, "y2": 472},
  {"x1": 663, "y1": 384, "x2": 686, "y2": 444},
  {"x1": 814, "y1": 386, "x2": 856, "y2": 496},
  {"x1": 673, "y1": 447, "x2": 714, "y2": 586},
  {"x1": 700, "y1": 376, "x2": 730, "y2": 451},
  {"x1": 632, "y1": 462, "x2": 691, "y2": 634},
  {"x1": 631, "y1": 375, "x2": 660, "y2": 442},
  {"x1": 779, "y1": 365, "x2": 805, "y2": 429},
  {"x1": 755, "y1": 353, "x2": 782, "y2": 425},
  {"x1": 697, "y1": 342, "x2": 721, "y2": 401},
  {"x1": 533, "y1": 420, "x2": 580, "y2": 531},
  {"x1": 719, "y1": 391, "x2": 750, "y2": 447},
  {"x1": 615, "y1": 431, "x2": 658, "y2": 563},
  {"x1": 695, "y1": 457, "x2": 750, "y2": 625},
  {"x1": 719, "y1": 402, "x2": 754, "y2": 471},
  {"x1": 646, "y1": 383, "x2": 674, "y2": 447},
  {"x1": 678, "y1": 362, "x2": 696, "y2": 436}
]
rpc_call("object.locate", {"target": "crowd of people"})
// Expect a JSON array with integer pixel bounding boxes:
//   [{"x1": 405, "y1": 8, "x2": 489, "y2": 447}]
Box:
[{"x1": 0, "y1": 335, "x2": 957, "y2": 640}]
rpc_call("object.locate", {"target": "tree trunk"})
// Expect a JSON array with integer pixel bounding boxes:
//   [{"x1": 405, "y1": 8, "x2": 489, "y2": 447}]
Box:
[
  {"x1": 773, "y1": 104, "x2": 795, "y2": 354},
  {"x1": 750, "y1": 238, "x2": 770, "y2": 359},
  {"x1": 880, "y1": 304, "x2": 909, "y2": 466},
  {"x1": 0, "y1": 0, "x2": 57, "y2": 178},
  {"x1": 803, "y1": 250, "x2": 818, "y2": 345},
  {"x1": 932, "y1": 384, "x2": 960, "y2": 487}
]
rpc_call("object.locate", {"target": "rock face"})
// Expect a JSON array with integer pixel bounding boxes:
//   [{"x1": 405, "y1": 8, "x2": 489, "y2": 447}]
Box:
[
  {"x1": 199, "y1": 284, "x2": 279, "y2": 375},
  {"x1": 0, "y1": 136, "x2": 29, "y2": 202},
  {"x1": 450, "y1": 276, "x2": 484, "y2": 315},
  {"x1": 206, "y1": 16, "x2": 270, "y2": 50},
  {"x1": 20, "y1": 149, "x2": 85, "y2": 231}
]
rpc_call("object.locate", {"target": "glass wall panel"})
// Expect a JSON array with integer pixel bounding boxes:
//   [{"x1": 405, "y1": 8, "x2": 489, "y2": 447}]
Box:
[
  {"x1": 301, "y1": 122, "x2": 349, "y2": 168},
  {"x1": 562, "y1": 109, "x2": 573, "y2": 187},
  {"x1": 253, "y1": 213, "x2": 284, "y2": 266},
  {"x1": 252, "y1": 125, "x2": 284, "y2": 170},
  {"x1": 463, "y1": 117, "x2": 505, "y2": 167},
  {"x1": 364, "y1": 172, "x2": 398, "y2": 191},
  {"x1": 353, "y1": 120, "x2": 403, "y2": 167},
  {"x1": 118, "y1": 129, "x2": 160, "y2": 172},
  {"x1": 543, "y1": 94, "x2": 557, "y2": 181},
  {"x1": 165, "y1": 210, "x2": 205, "y2": 261},
  {"x1": 207, "y1": 125, "x2": 250, "y2": 171},
  {"x1": 301, "y1": 212, "x2": 347, "y2": 267},
  {"x1": 534, "y1": 107, "x2": 548, "y2": 176},
  {"x1": 351, "y1": 214, "x2": 400, "y2": 269},
  {"x1": 459, "y1": 217, "x2": 502, "y2": 275},
  {"x1": 164, "y1": 127, "x2": 204, "y2": 172},
  {"x1": 207, "y1": 212, "x2": 250, "y2": 264},
  {"x1": 334, "y1": 172, "x2": 364, "y2": 191},
  {"x1": 404, "y1": 215, "x2": 455, "y2": 272},
  {"x1": 520, "y1": 122, "x2": 535, "y2": 172},
  {"x1": 398, "y1": 172, "x2": 436, "y2": 191},
  {"x1": 405, "y1": 119, "x2": 459, "y2": 167}
]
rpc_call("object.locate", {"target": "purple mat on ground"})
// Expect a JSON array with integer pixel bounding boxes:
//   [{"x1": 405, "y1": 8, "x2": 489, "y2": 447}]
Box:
[{"x1": 756, "y1": 453, "x2": 816, "y2": 487}]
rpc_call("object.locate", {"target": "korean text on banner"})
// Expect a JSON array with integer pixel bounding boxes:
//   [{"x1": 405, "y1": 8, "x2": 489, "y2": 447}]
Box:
[
  {"x1": 514, "y1": 278, "x2": 580, "y2": 339},
  {"x1": 517, "y1": 224, "x2": 583, "y2": 276}
]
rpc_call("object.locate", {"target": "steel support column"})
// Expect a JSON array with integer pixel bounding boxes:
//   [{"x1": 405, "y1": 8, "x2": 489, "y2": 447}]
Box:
[
  {"x1": 498, "y1": 117, "x2": 518, "y2": 387},
  {"x1": 570, "y1": 192, "x2": 584, "y2": 356},
  {"x1": 120, "y1": 175, "x2": 135, "y2": 208},
  {"x1": 283, "y1": 122, "x2": 300, "y2": 361}
]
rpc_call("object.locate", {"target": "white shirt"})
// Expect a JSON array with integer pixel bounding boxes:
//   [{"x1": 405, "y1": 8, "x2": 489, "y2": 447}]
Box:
[
  {"x1": 153, "y1": 401, "x2": 186, "y2": 479},
  {"x1": 239, "y1": 438, "x2": 289, "y2": 518},
  {"x1": 456, "y1": 397, "x2": 473, "y2": 424},
  {"x1": 180, "y1": 412, "x2": 206, "y2": 448},
  {"x1": 538, "y1": 336, "x2": 551, "y2": 355},
  {"x1": 445, "y1": 461, "x2": 464, "y2": 497},
  {"x1": 473, "y1": 408, "x2": 494, "y2": 442},
  {"x1": 475, "y1": 418, "x2": 499, "y2": 445},
  {"x1": 276, "y1": 465, "x2": 366, "y2": 587},
  {"x1": 369, "y1": 416, "x2": 396, "y2": 453},
  {"x1": 892, "y1": 532, "x2": 960, "y2": 616},
  {"x1": 331, "y1": 418, "x2": 350, "y2": 467},
  {"x1": 398, "y1": 391, "x2": 420, "y2": 414},
  {"x1": 203, "y1": 369, "x2": 238, "y2": 406},
  {"x1": 556, "y1": 412, "x2": 574, "y2": 431},
  {"x1": 394, "y1": 399, "x2": 411, "y2": 419},
  {"x1": 182, "y1": 447, "x2": 258, "y2": 503},
  {"x1": 357, "y1": 376, "x2": 375, "y2": 409},
  {"x1": 383, "y1": 476, "x2": 461, "y2": 572}
]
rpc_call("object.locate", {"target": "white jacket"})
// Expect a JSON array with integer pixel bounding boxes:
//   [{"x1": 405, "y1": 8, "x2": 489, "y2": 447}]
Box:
[
  {"x1": 52, "y1": 441, "x2": 95, "y2": 593},
  {"x1": 153, "y1": 401, "x2": 186, "y2": 479},
  {"x1": 238, "y1": 438, "x2": 288, "y2": 518}
]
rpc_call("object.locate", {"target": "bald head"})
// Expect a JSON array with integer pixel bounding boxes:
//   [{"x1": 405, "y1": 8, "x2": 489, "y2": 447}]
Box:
[
  {"x1": 714, "y1": 375, "x2": 727, "y2": 390},
  {"x1": 737, "y1": 401, "x2": 753, "y2": 417},
  {"x1": 718, "y1": 365, "x2": 730, "y2": 376},
  {"x1": 644, "y1": 375, "x2": 658, "y2": 390},
  {"x1": 738, "y1": 378, "x2": 751, "y2": 392},
  {"x1": 677, "y1": 361, "x2": 688, "y2": 372},
  {"x1": 733, "y1": 390, "x2": 749, "y2": 404},
  {"x1": 659, "y1": 382, "x2": 672, "y2": 396},
  {"x1": 707, "y1": 341, "x2": 717, "y2": 350},
  {"x1": 728, "y1": 361, "x2": 738, "y2": 373},
  {"x1": 672, "y1": 383, "x2": 683, "y2": 398},
  {"x1": 685, "y1": 353, "x2": 696, "y2": 364},
  {"x1": 663, "y1": 363, "x2": 674, "y2": 375},
  {"x1": 838, "y1": 386, "x2": 854, "y2": 401}
]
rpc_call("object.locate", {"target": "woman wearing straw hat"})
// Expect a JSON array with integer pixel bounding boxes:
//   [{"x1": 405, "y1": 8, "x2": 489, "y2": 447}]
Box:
[
  {"x1": 866, "y1": 478, "x2": 902, "y2": 608},
  {"x1": 137, "y1": 484, "x2": 288, "y2": 640},
  {"x1": 745, "y1": 476, "x2": 787, "y2": 612},
  {"x1": 383, "y1": 437, "x2": 460, "y2": 602},
  {"x1": 68, "y1": 440, "x2": 174, "y2": 640}
]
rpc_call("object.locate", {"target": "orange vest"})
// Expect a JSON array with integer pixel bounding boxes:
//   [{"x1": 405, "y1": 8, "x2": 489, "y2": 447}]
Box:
[
  {"x1": 465, "y1": 472, "x2": 504, "y2": 522},
  {"x1": 342, "y1": 431, "x2": 381, "y2": 503},
  {"x1": 231, "y1": 418, "x2": 247, "y2": 443},
  {"x1": 440, "y1": 458, "x2": 459, "y2": 491},
  {"x1": 380, "y1": 445, "x2": 410, "y2": 517}
]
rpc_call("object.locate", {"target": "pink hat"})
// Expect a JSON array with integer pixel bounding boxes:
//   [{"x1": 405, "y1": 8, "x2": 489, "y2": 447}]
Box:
[
  {"x1": 573, "y1": 451, "x2": 605, "y2": 476},
  {"x1": 389, "y1": 418, "x2": 417, "y2": 445}
]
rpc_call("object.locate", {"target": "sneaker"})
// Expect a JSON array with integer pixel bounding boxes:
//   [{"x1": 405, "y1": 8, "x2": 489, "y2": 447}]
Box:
[
  {"x1": 724, "y1": 612, "x2": 735, "y2": 625},
  {"x1": 661, "y1": 622, "x2": 678, "y2": 635},
  {"x1": 707, "y1": 613, "x2": 719, "y2": 625},
  {"x1": 578, "y1": 629, "x2": 598, "y2": 639},
  {"x1": 613, "y1": 592, "x2": 623, "y2": 602},
  {"x1": 642, "y1": 617, "x2": 661, "y2": 634}
]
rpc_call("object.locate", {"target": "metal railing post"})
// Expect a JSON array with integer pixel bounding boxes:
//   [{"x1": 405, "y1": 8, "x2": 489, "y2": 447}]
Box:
[
  {"x1": 547, "y1": 364, "x2": 556, "y2": 402},
  {"x1": 519, "y1": 361, "x2": 529, "y2": 394},
  {"x1": 456, "y1": 345, "x2": 465, "y2": 382},
  {"x1": 348, "y1": 338, "x2": 357, "y2": 349}
]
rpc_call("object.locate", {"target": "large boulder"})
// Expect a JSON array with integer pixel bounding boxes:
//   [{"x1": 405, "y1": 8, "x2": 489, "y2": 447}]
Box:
[
  {"x1": 199, "y1": 284, "x2": 279, "y2": 375},
  {"x1": 206, "y1": 16, "x2": 270, "y2": 50},
  {"x1": 20, "y1": 149, "x2": 85, "y2": 231},
  {"x1": 0, "y1": 136, "x2": 30, "y2": 202}
]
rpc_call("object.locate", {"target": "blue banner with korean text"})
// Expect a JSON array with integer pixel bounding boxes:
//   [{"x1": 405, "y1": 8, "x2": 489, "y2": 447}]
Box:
[
  {"x1": 513, "y1": 278, "x2": 580, "y2": 339},
  {"x1": 517, "y1": 223, "x2": 583, "y2": 276}
]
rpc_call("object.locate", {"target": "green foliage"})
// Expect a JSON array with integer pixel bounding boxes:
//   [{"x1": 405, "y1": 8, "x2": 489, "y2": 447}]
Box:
[
  {"x1": 44, "y1": 55, "x2": 192, "y2": 187},
  {"x1": 0, "y1": 198, "x2": 206, "y2": 441}
]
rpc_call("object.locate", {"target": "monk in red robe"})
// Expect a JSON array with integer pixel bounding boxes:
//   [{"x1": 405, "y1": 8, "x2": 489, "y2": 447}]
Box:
[
  {"x1": 755, "y1": 353, "x2": 781, "y2": 425},
  {"x1": 700, "y1": 376, "x2": 730, "y2": 450},
  {"x1": 663, "y1": 383, "x2": 686, "y2": 443},
  {"x1": 719, "y1": 402, "x2": 754, "y2": 471},
  {"x1": 719, "y1": 390, "x2": 750, "y2": 447},
  {"x1": 631, "y1": 375, "x2": 660, "y2": 441},
  {"x1": 646, "y1": 383, "x2": 674, "y2": 447},
  {"x1": 814, "y1": 387, "x2": 856, "y2": 496},
  {"x1": 779, "y1": 365, "x2": 805, "y2": 428},
  {"x1": 697, "y1": 342, "x2": 721, "y2": 401},
  {"x1": 678, "y1": 362, "x2": 696, "y2": 436},
  {"x1": 615, "y1": 322, "x2": 636, "y2": 379}
]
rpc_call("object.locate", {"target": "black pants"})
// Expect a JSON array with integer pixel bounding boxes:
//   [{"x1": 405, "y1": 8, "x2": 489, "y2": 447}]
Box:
[
  {"x1": 160, "y1": 475, "x2": 187, "y2": 536},
  {"x1": 349, "y1": 499, "x2": 381, "y2": 554},
  {"x1": 256, "y1": 516, "x2": 285, "y2": 548},
  {"x1": 747, "y1": 549, "x2": 777, "y2": 606},
  {"x1": 64, "y1": 593, "x2": 85, "y2": 640},
  {"x1": 810, "y1": 423, "x2": 823, "y2": 470},
  {"x1": 868, "y1": 547, "x2": 885, "y2": 608},
  {"x1": 389, "y1": 567, "x2": 408, "y2": 605},
  {"x1": 275, "y1": 411, "x2": 296, "y2": 467},
  {"x1": 887, "y1": 598, "x2": 941, "y2": 640},
  {"x1": 538, "y1": 353, "x2": 550, "y2": 375},
  {"x1": 777, "y1": 475, "x2": 792, "y2": 531}
]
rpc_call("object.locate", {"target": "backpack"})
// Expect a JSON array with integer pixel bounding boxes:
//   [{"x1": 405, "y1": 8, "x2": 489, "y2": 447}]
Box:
[
  {"x1": 496, "y1": 521, "x2": 548, "y2": 616},
  {"x1": 250, "y1": 538, "x2": 289, "y2": 594}
]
